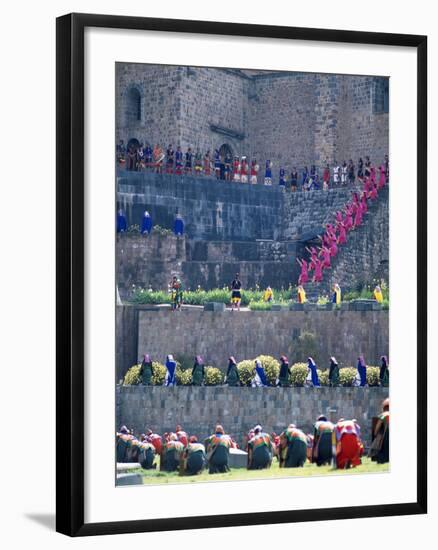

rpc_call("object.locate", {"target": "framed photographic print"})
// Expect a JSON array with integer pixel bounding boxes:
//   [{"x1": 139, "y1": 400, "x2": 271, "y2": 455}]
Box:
[{"x1": 56, "y1": 13, "x2": 427, "y2": 536}]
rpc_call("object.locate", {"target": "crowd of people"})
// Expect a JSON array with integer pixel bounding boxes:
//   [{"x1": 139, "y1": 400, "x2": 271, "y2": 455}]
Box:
[
  {"x1": 116, "y1": 397, "x2": 389, "y2": 475},
  {"x1": 138, "y1": 354, "x2": 389, "y2": 388},
  {"x1": 117, "y1": 139, "x2": 389, "y2": 190},
  {"x1": 296, "y1": 157, "x2": 388, "y2": 285}
]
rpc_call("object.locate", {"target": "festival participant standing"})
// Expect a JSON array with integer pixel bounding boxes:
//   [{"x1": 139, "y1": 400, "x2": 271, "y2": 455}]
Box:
[
  {"x1": 214, "y1": 149, "x2": 221, "y2": 179},
  {"x1": 379, "y1": 356, "x2": 389, "y2": 387},
  {"x1": 297, "y1": 284, "x2": 307, "y2": 304},
  {"x1": 263, "y1": 286, "x2": 274, "y2": 302},
  {"x1": 164, "y1": 355, "x2": 177, "y2": 386},
  {"x1": 290, "y1": 167, "x2": 298, "y2": 191},
  {"x1": 126, "y1": 144, "x2": 137, "y2": 171},
  {"x1": 357, "y1": 157, "x2": 364, "y2": 184},
  {"x1": 332, "y1": 283, "x2": 341, "y2": 305},
  {"x1": 240, "y1": 156, "x2": 249, "y2": 183},
  {"x1": 306, "y1": 357, "x2": 321, "y2": 387},
  {"x1": 370, "y1": 398, "x2": 389, "y2": 464},
  {"x1": 355, "y1": 355, "x2": 368, "y2": 387},
  {"x1": 173, "y1": 213, "x2": 184, "y2": 236},
  {"x1": 166, "y1": 144, "x2": 174, "y2": 174},
  {"x1": 337, "y1": 221, "x2": 347, "y2": 245},
  {"x1": 250, "y1": 159, "x2": 259, "y2": 184},
  {"x1": 252, "y1": 359, "x2": 269, "y2": 387},
  {"x1": 141, "y1": 210, "x2": 152, "y2": 235},
  {"x1": 348, "y1": 159, "x2": 355, "y2": 185},
  {"x1": 323, "y1": 164, "x2": 330, "y2": 190},
  {"x1": 205, "y1": 425, "x2": 232, "y2": 474},
  {"x1": 170, "y1": 275, "x2": 183, "y2": 311},
  {"x1": 194, "y1": 149, "x2": 202, "y2": 176},
  {"x1": 373, "y1": 285, "x2": 384, "y2": 303},
  {"x1": 328, "y1": 356, "x2": 340, "y2": 386},
  {"x1": 203, "y1": 150, "x2": 211, "y2": 176},
  {"x1": 180, "y1": 436, "x2": 206, "y2": 475},
  {"x1": 264, "y1": 159, "x2": 273, "y2": 185},
  {"x1": 225, "y1": 356, "x2": 240, "y2": 386},
  {"x1": 184, "y1": 147, "x2": 193, "y2": 175},
  {"x1": 139, "y1": 354, "x2": 154, "y2": 386},
  {"x1": 297, "y1": 258, "x2": 309, "y2": 285},
  {"x1": 321, "y1": 245, "x2": 331, "y2": 270},
  {"x1": 279, "y1": 424, "x2": 308, "y2": 468},
  {"x1": 175, "y1": 145, "x2": 183, "y2": 175},
  {"x1": 312, "y1": 415, "x2": 334, "y2": 466},
  {"x1": 230, "y1": 273, "x2": 242, "y2": 311},
  {"x1": 117, "y1": 209, "x2": 127, "y2": 233},
  {"x1": 384, "y1": 154, "x2": 389, "y2": 183},
  {"x1": 137, "y1": 142, "x2": 145, "y2": 170},
  {"x1": 153, "y1": 143, "x2": 164, "y2": 174},
  {"x1": 341, "y1": 161, "x2": 348, "y2": 185},
  {"x1": 191, "y1": 355, "x2": 205, "y2": 386},
  {"x1": 232, "y1": 156, "x2": 240, "y2": 182},
  {"x1": 224, "y1": 151, "x2": 232, "y2": 181},
  {"x1": 247, "y1": 426, "x2": 273, "y2": 470},
  {"x1": 278, "y1": 355, "x2": 292, "y2": 387},
  {"x1": 302, "y1": 166, "x2": 309, "y2": 190},
  {"x1": 364, "y1": 156, "x2": 371, "y2": 179},
  {"x1": 279, "y1": 166, "x2": 286, "y2": 187},
  {"x1": 378, "y1": 162, "x2": 387, "y2": 189},
  {"x1": 333, "y1": 161, "x2": 340, "y2": 186},
  {"x1": 313, "y1": 258, "x2": 323, "y2": 283}
]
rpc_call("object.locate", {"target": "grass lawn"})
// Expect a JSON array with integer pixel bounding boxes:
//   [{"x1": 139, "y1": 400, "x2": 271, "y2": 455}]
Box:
[{"x1": 128, "y1": 457, "x2": 389, "y2": 485}]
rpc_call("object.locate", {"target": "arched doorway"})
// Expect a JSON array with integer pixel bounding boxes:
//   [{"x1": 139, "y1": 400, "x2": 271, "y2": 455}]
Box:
[{"x1": 219, "y1": 143, "x2": 233, "y2": 160}]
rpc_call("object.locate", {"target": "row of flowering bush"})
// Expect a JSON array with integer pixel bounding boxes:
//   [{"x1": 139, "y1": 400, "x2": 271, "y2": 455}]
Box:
[{"x1": 122, "y1": 355, "x2": 385, "y2": 387}]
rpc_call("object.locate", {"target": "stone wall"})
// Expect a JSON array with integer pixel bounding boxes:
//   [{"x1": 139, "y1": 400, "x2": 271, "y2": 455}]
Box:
[
  {"x1": 116, "y1": 385, "x2": 389, "y2": 448},
  {"x1": 135, "y1": 308, "x2": 388, "y2": 373},
  {"x1": 117, "y1": 64, "x2": 389, "y2": 181}
]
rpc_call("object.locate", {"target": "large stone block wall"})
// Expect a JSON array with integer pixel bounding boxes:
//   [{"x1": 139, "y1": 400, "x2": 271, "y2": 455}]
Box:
[
  {"x1": 135, "y1": 309, "x2": 388, "y2": 373},
  {"x1": 116, "y1": 385, "x2": 389, "y2": 447},
  {"x1": 117, "y1": 64, "x2": 389, "y2": 182}
]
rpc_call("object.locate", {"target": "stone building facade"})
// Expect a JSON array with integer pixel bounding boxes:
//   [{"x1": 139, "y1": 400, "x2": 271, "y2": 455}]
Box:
[{"x1": 116, "y1": 63, "x2": 389, "y2": 177}]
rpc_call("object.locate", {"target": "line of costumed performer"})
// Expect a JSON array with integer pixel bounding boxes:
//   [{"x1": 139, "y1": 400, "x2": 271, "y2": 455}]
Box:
[
  {"x1": 247, "y1": 425, "x2": 274, "y2": 470},
  {"x1": 205, "y1": 425, "x2": 232, "y2": 474}
]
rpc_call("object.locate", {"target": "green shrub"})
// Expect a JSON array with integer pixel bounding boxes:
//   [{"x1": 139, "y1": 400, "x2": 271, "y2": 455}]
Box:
[
  {"x1": 290, "y1": 363, "x2": 308, "y2": 387},
  {"x1": 249, "y1": 301, "x2": 272, "y2": 311},
  {"x1": 255, "y1": 355, "x2": 280, "y2": 386},
  {"x1": 237, "y1": 360, "x2": 255, "y2": 386},
  {"x1": 153, "y1": 225, "x2": 173, "y2": 236},
  {"x1": 205, "y1": 366, "x2": 224, "y2": 386},
  {"x1": 366, "y1": 366, "x2": 381, "y2": 387},
  {"x1": 339, "y1": 367, "x2": 357, "y2": 387},
  {"x1": 123, "y1": 361, "x2": 167, "y2": 385},
  {"x1": 318, "y1": 369, "x2": 329, "y2": 386},
  {"x1": 176, "y1": 367, "x2": 192, "y2": 386}
]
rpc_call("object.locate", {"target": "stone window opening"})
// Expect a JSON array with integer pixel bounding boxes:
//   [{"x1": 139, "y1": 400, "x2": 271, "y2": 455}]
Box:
[
  {"x1": 125, "y1": 85, "x2": 143, "y2": 124},
  {"x1": 219, "y1": 143, "x2": 233, "y2": 160}
]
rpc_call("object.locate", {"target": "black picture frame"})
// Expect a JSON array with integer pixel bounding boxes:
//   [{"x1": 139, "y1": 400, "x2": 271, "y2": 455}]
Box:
[{"x1": 56, "y1": 12, "x2": 427, "y2": 537}]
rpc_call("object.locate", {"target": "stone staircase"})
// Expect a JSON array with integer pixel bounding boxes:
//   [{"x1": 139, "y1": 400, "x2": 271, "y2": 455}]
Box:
[{"x1": 302, "y1": 186, "x2": 389, "y2": 300}]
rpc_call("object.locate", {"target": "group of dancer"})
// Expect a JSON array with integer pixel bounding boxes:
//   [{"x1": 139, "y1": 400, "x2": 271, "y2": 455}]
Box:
[
  {"x1": 137, "y1": 354, "x2": 389, "y2": 388},
  {"x1": 296, "y1": 159, "x2": 388, "y2": 286},
  {"x1": 116, "y1": 397, "x2": 389, "y2": 475}
]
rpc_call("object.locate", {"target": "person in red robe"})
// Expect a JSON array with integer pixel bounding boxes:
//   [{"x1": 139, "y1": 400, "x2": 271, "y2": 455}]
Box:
[
  {"x1": 378, "y1": 164, "x2": 387, "y2": 189},
  {"x1": 335, "y1": 419, "x2": 364, "y2": 469},
  {"x1": 313, "y1": 258, "x2": 323, "y2": 282},
  {"x1": 297, "y1": 258, "x2": 309, "y2": 284},
  {"x1": 337, "y1": 222, "x2": 347, "y2": 245}
]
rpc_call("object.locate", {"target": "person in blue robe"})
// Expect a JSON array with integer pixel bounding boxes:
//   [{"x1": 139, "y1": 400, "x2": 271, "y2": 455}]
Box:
[
  {"x1": 302, "y1": 166, "x2": 309, "y2": 188},
  {"x1": 252, "y1": 359, "x2": 268, "y2": 387},
  {"x1": 141, "y1": 210, "x2": 153, "y2": 235},
  {"x1": 173, "y1": 214, "x2": 184, "y2": 236},
  {"x1": 264, "y1": 160, "x2": 272, "y2": 185},
  {"x1": 164, "y1": 354, "x2": 177, "y2": 386},
  {"x1": 279, "y1": 167, "x2": 286, "y2": 186},
  {"x1": 357, "y1": 355, "x2": 368, "y2": 386},
  {"x1": 306, "y1": 357, "x2": 321, "y2": 387},
  {"x1": 117, "y1": 209, "x2": 127, "y2": 233}
]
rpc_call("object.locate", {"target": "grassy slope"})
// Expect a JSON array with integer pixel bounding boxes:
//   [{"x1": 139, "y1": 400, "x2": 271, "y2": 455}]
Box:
[{"x1": 127, "y1": 457, "x2": 389, "y2": 485}]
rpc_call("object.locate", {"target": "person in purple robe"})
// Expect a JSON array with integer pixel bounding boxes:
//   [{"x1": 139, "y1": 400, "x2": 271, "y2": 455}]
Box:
[
  {"x1": 117, "y1": 209, "x2": 127, "y2": 233},
  {"x1": 141, "y1": 210, "x2": 153, "y2": 235},
  {"x1": 356, "y1": 355, "x2": 368, "y2": 387}
]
